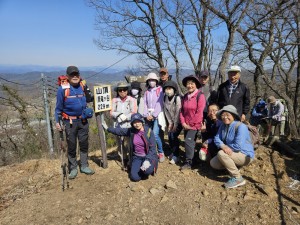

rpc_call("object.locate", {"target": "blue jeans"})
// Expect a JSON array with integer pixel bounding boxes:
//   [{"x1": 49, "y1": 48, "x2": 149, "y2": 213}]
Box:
[
  {"x1": 130, "y1": 155, "x2": 157, "y2": 182},
  {"x1": 147, "y1": 119, "x2": 163, "y2": 153},
  {"x1": 168, "y1": 124, "x2": 182, "y2": 157}
]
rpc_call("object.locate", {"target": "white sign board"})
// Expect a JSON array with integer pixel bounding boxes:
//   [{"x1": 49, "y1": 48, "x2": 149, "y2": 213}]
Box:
[{"x1": 94, "y1": 85, "x2": 112, "y2": 112}]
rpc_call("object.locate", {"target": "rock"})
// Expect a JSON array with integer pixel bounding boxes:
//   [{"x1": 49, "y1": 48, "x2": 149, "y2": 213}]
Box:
[
  {"x1": 225, "y1": 195, "x2": 235, "y2": 203},
  {"x1": 149, "y1": 188, "x2": 160, "y2": 195},
  {"x1": 202, "y1": 190, "x2": 209, "y2": 197},
  {"x1": 160, "y1": 195, "x2": 169, "y2": 203},
  {"x1": 105, "y1": 214, "x2": 114, "y2": 220},
  {"x1": 256, "y1": 184, "x2": 277, "y2": 198},
  {"x1": 165, "y1": 180, "x2": 177, "y2": 190},
  {"x1": 78, "y1": 218, "x2": 83, "y2": 224}
]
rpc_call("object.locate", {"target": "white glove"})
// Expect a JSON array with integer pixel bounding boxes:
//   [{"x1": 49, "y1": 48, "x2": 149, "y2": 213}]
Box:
[
  {"x1": 119, "y1": 114, "x2": 127, "y2": 122},
  {"x1": 140, "y1": 160, "x2": 151, "y2": 171},
  {"x1": 102, "y1": 120, "x2": 108, "y2": 130}
]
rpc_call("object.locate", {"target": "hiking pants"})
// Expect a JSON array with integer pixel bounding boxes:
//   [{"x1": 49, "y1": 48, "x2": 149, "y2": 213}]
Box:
[
  {"x1": 130, "y1": 155, "x2": 157, "y2": 182},
  {"x1": 184, "y1": 129, "x2": 198, "y2": 162},
  {"x1": 168, "y1": 124, "x2": 182, "y2": 157},
  {"x1": 64, "y1": 119, "x2": 89, "y2": 170},
  {"x1": 210, "y1": 150, "x2": 253, "y2": 178}
]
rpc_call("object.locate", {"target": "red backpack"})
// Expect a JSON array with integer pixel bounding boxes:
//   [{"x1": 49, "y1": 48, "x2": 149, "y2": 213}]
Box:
[{"x1": 57, "y1": 75, "x2": 85, "y2": 100}]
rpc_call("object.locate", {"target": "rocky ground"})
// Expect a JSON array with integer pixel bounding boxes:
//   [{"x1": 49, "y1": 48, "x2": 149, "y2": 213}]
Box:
[{"x1": 0, "y1": 141, "x2": 299, "y2": 225}]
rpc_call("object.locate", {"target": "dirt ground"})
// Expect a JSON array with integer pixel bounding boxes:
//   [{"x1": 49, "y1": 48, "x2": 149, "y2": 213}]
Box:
[{"x1": 0, "y1": 140, "x2": 299, "y2": 225}]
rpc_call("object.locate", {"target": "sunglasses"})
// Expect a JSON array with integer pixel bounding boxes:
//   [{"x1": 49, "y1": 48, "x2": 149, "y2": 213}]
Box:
[
  {"x1": 69, "y1": 73, "x2": 80, "y2": 77},
  {"x1": 118, "y1": 88, "x2": 128, "y2": 92}
]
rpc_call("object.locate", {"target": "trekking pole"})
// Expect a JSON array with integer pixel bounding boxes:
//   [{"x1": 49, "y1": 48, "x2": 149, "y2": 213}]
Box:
[
  {"x1": 119, "y1": 136, "x2": 125, "y2": 171},
  {"x1": 58, "y1": 115, "x2": 69, "y2": 191}
]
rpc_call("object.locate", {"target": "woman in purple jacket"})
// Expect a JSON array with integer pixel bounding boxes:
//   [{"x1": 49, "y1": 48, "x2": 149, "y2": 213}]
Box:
[{"x1": 106, "y1": 113, "x2": 158, "y2": 182}]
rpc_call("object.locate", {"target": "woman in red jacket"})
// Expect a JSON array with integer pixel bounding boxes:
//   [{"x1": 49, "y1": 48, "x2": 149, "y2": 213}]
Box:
[{"x1": 180, "y1": 75, "x2": 206, "y2": 170}]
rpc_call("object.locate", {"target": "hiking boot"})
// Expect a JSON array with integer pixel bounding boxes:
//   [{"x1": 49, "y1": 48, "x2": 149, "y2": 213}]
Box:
[
  {"x1": 80, "y1": 167, "x2": 95, "y2": 175},
  {"x1": 169, "y1": 155, "x2": 179, "y2": 165},
  {"x1": 180, "y1": 161, "x2": 192, "y2": 170},
  {"x1": 224, "y1": 176, "x2": 246, "y2": 189},
  {"x1": 158, "y1": 153, "x2": 165, "y2": 163},
  {"x1": 68, "y1": 169, "x2": 78, "y2": 179},
  {"x1": 199, "y1": 147, "x2": 208, "y2": 161}
]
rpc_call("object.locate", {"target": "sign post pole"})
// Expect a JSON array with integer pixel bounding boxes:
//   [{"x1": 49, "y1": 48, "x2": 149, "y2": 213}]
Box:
[{"x1": 93, "y1": 85, "x2": 112, "y2": 169}]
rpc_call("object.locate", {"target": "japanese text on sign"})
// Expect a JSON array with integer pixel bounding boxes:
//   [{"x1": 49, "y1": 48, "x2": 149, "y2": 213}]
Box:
[{"x1": 94, "y1": 85, "x2": 112, "y2": 112}]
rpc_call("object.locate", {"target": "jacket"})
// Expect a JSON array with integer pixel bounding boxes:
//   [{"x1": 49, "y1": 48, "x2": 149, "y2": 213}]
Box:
[
  {"x1": 164, "y1": 95, "x2": 182, "y2": 129},
  {"x1": 55, "y1": 84, "x2": 87, "y2": 122},
  {"x1": 180, "y1": 89, "x2": 206, "y2": 130},
  {"x1": 214, "y1": 121, "x2": 254, "y2": 158},
  {"x1": 111, "y1": 96, "x2": 137, "y2": 128},
  {"x1": 107, "y1": 125, "x2": 158, "y2": 164},
  {"x1": 143, "y1": 86, "x2": 164, "y2": 118},
  {"x1": 216, "y1": 80, "x2": 250, "y2": 116},
  {"x1": 268, "y1": 100, "x2": 285, "y2": 121}
]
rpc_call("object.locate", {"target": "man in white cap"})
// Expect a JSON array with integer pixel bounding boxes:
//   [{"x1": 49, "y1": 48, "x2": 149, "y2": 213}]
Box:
[{"x1": 216, "y1": 65, "x2": 250, "y2": 121}]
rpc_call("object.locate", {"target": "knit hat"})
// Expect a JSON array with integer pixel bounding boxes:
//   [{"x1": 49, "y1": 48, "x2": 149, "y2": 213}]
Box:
[
  {"x1": 216, "y1": 105, "x2": 240, "y2": 121},
  {"x1": 267, "y1": 96, "x2": 276, "y2": 104},
  {"x1": 130, "y1": 113, "x2": 145, "y2": 126},
  {"x1": 182, "y1": 75, "x2": 201, "y2": 89}
]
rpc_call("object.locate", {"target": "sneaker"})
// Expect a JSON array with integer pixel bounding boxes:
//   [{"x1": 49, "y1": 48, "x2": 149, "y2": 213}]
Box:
[
  {"x1": 180, "y1": 161, "x2": 192, "y2": 170},
  {"x1": 80, "y1": 167, "x2": 95, "y2": 175},
  {"x1": 158, "y1": 153, "x2": 165, "y2": 163},
  {"x1": 199, "y1": 147, "x2": 208, "y2": 161},
  {"x1": 68, "y1": 169, "x2": 78, "y2": 179},
  {"x1": 169, "y1": 155, "x2": 178, "y2": 165},
  {"x1": 224, "y1": 176, "x2": 246, "y2": 189}
]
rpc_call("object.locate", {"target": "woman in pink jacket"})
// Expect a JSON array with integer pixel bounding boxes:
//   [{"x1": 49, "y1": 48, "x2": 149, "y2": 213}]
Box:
[{"x1": 180, "y1": 75, "x2": 206, "y2": 170}]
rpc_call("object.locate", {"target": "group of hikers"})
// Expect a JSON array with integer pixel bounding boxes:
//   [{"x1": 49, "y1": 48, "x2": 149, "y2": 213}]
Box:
[{"x1": 54, "y1": 65, "x2": 288, "y2": 189}]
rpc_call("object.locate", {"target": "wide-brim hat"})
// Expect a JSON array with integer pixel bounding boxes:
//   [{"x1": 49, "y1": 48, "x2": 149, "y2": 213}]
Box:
[
  {"x1": 114, "y1": 82, "x2": 130, "y2": 92},
  {"x1": 182, "y1": 75, "x2": 201, "y2": 89},
  {"x1": 216, "y1": 105, "x2": 240, "y2": 121},
  {"x1": 130, "y1": 113, "x2": 145, "y2": 126},
  {"x1": 130, "y1": 81, "x2": 141, "y2": 90},
  {"x1": 163, "y1": 80, "x2": 178, "y2": 94},
  {"x1": 146, "y1": 72, "x2": 159, "y2": 82}
]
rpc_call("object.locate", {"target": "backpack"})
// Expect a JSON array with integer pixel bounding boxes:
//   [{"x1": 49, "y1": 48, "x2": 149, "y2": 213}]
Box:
[
  {"x1": 57, "y1": 75, "x2": 93, "y2": 103},
  {"x1": 278, "y1": 99, "x2": 288, "y2": 117},
  {"x1": 234, "y1": 121, "x2": 260, "y2": 149}
]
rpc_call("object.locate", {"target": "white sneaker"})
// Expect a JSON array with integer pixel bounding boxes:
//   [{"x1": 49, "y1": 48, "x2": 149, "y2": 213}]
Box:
[{"x1": 169, "y1": 156, "x2": 178, "y2": 165}]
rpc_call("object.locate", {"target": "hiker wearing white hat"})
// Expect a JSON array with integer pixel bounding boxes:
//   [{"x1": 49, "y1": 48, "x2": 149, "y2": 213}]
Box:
[{"x1": 215, "y1": 65, "x2": 250, "y2": 122}]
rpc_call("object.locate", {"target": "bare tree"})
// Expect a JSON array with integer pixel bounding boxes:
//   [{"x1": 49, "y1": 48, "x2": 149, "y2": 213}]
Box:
[
  {"x1": 237, "y1": 0, "x2": 299, "y2": 137},
  {"x1": 201, "y1": 0, "x2": 253, "y2": 83}
]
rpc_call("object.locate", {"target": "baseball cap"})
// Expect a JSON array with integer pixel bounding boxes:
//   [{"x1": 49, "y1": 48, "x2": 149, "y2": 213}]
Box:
[
  {"x1": 159, "y1": 67, "x2": 168, "y2": 73},
  {"x1": 66, "y1": 66, "x2": 80, "y2": 75},
  {"x1": 200, "y1": 70, "x2": 209, "y2": 77},
  {"x1": 228, "y1": 65, "x2": 241, "y2": 73}
]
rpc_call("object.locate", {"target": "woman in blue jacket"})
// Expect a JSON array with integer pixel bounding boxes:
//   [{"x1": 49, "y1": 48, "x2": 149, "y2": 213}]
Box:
[
  {"x1": 210, "y1": 105, "x2": 254, "y2": 189},
  {"x1": 106, "y1": 113, "x2": 158, "y2": 182}
]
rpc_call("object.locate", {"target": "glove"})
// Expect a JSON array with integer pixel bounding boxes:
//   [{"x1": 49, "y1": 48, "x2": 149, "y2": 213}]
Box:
[
  {"x1": 140, "y1": 160, "x2": 151, "y2": 171},
  {"x1": 119, "y1": 114, "x2": 127, "y2": 121}
]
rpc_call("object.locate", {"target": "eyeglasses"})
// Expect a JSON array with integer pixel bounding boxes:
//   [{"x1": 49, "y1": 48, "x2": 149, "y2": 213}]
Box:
[
  {"x1": 118, "y1": 88, "x2": 128, "y2": 92},
  {"x1": 69, "y1": 73, "x2": 80, "y2": 77}
]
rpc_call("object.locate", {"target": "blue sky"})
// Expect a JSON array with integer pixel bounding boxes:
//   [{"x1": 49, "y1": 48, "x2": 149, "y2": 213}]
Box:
[{"x1": 0, "y1": 0, "x2": 136, "y2": 67}]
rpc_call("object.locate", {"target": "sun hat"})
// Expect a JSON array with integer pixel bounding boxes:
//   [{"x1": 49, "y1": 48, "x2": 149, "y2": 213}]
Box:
[
  {"x1": 146, "y1": 72, "x2": 159, "y2": 81},
  {"x1": 114, "y1": 82, "x2": 130, "y2": 92},
  {"x1": 216, "y1": 105, "x2": 240, "y2": 121},
  {"x1": 182, "y1": 75, "x2": 201, "y2": 89},
  {"x1": 228, "y1": 65, "x2": 241, "y2": 73},
  {"x1": 130, "y1": 81, "x2": 141, "y2": 90},
  {"x1": 163, "y1": 80, "x2": 178, "y2": 94},
  {"x1": 130, "y1": 113, "x2": 145, "y2": 126}
]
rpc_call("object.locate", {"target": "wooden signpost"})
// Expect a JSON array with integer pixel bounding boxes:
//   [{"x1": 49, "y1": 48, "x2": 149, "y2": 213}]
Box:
[{"x1": 94, "y1": 85, "x2": 112, "y2": 168}]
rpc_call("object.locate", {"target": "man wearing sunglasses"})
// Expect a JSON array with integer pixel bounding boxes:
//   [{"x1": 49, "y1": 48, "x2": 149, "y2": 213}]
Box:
[{"x1": 55, "y1": 66, "x2": 95, "y2": 179}]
